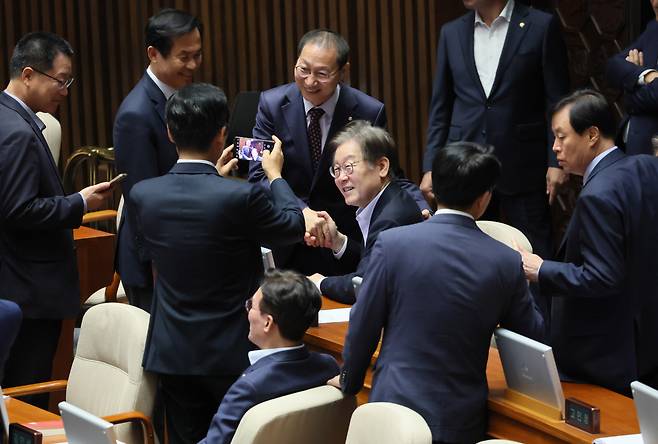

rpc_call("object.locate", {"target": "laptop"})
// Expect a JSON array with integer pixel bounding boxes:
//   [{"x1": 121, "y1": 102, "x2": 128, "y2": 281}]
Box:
[
  {"x1": 58, "y1": 401, "x2": 117, "y2": 444},
  {"x1": 494, "y1": 328, "x2": 565, "y2": 418},
  {"x1": 631, "y1": 381, "x2": 658, "y2": 443}
]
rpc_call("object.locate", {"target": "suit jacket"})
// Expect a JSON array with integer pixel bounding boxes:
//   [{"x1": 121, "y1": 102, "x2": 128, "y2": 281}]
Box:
[
  {"x1": 131, "y1": 162, "x2": 304, "y2": 375},
  {"x1": 539, "y1": 150, "x2": 658, "y2": 393},
  {"x1": 113, "y1": 73, "x2": 178, "y2": 288},
  {"x1": 340, "y1": 214, "x2": 545, "y2": 443},
  {"x1": 423, "y1": 3, "x2": 569, "y2": 194},
  {"x1": 0, "y1": 92, "x2": 84, "y2": 319},
  {"x1": 0, "y1": 299, "x2": 22, "y2": 380},
  {"x1": 250, "y1": 83, "x2": 427, "y2": 256},
  {"x1": 606, "y1": 20, "x2": 658, "y2": 155},
  {"x1": 200, "y1": 346, "x2": 339, "y2": 444},
  {"x1": 320, "y1": 182, "x2": 422, "y2": 304}
]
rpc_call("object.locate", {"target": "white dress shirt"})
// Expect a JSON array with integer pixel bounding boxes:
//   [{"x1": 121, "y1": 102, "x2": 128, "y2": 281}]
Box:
[
  {"x1": 146, "y1": 66, "x2": 176, "y2": 100},
  {"x1": 248, "y1": 344, "x2": 305, "y2": 366},
  {"x1": 302, "y1": 84, "x2": 341, "y2": 151},
  {"x1": 474, "y1": 0, "x2": 514, "y2": 97},
  {"x1": 434, "y1": 208, "x2": 475, "y2": 220}
]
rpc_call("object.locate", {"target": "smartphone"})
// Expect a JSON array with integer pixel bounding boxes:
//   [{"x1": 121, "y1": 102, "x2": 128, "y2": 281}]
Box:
[
  {"x1": 108, "y1": 173, "x2": 128, "y2": 190},
  {"x1": 233, "y1": 137, "x2": 274, "y2": 162}
]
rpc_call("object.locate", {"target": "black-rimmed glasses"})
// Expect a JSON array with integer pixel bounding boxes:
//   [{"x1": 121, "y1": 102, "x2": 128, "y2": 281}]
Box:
[{"x1": 30, "y1": 67, "x2": 74, "y2": 90}]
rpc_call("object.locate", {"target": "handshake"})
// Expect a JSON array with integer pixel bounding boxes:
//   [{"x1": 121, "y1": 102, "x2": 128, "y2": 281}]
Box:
[{"x1": 302, "y1": 207, "x2": 347, "y2": 252}]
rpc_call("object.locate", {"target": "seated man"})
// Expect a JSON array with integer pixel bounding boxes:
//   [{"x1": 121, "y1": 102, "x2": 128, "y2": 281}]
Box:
[
  {"x1": 333, "y1": 142, "x2": 545, "y2": 443},
  {"x1": 200, "y1": 269, "x2": 339, "y2": 444},
  {"x1": 308, "y1": 121, "x2": 423, "y2": 304}
]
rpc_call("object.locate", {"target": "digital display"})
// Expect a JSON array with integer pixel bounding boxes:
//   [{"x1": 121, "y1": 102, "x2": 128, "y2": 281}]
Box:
[{"x1": 565, "y1": 397, "x2": 600, "y2": 434}]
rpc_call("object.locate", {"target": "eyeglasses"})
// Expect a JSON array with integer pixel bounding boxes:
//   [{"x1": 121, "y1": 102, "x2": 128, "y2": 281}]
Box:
[
  {"x1": 30, "y1": 67, "x2": 74, "y2": 90},
  {"x1": 295, "y1": 65, "x2": 339, "y2": 83},
  {"x1": 329, "y1": 161, "x2": 360, "y2": 178}
]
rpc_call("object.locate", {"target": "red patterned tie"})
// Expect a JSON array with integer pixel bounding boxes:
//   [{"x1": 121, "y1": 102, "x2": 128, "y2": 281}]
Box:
[{"x1": 307, "y1": 107, "x2": 325, "y2": 171}]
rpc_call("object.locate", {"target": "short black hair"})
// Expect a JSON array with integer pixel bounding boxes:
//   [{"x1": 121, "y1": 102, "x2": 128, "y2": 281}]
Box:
[
  {"x1": 259, "y1": 269, "x2": 322, "y2": 342},
  {"x1": 330, "y1": 120, "x2": 398, "y2": 179},
  {"x1": 165, "y1": 83, "x2": 229, "y2": 152},
  {"x1": 145, "y1": 8, "x2": 202, "y2": 58},
  {"x1": 432, "y1": 142, "x2": 501, "y2": 210},
  {"x1": 553, "y1": 89, "x2": 616, "y2": 140},
  {"x1": 297, "y1": 29, "x2": 349, "y2": 69},
  {"x1": 9, "y1": 32, "x2": 73, "y2": 79}
]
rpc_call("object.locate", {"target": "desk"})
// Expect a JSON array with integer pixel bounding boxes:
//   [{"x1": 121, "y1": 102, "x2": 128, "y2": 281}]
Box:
[
  {"x1": 304, "y1": 297, "x2": 640, "y2": 443},
  {"x1": 49, "y1": 226, "x2": 115, "y2": 411},
  {"x1": 5, "y1": 396, "x2": 66, "y2": 443}
]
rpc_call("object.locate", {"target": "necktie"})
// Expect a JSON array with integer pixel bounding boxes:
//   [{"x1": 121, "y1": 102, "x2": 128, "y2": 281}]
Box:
[{"x1": 307, "y1": 107, "x2": 325, "y2": 171}]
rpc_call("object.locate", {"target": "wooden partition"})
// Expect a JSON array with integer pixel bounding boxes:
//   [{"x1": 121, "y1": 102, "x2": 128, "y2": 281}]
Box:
[{"x1": 0, "y1": 0, "x2": 467, "y2": 182}]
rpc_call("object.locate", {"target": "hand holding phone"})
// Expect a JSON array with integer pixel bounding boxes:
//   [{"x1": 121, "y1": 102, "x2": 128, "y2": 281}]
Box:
[
  {"x1": 108, "y1": 173, "x2": 128, "y2": 190},
  {"x1": 233, "y1": 137, "x2": 275, "y2": 162}
]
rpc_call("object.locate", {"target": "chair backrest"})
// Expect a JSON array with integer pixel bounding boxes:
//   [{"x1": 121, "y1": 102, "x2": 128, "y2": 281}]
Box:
[
  {"x1": 231, "y1": 385, "x2": 355, "y2": 444},
  {"x1": 36, "y1": 112, "x2": 62, "y2": 166},
  {"x1": 345, "y1": 402, "x2": 432, "y2": 444},
  {"x1": 0, "y1": 300, "x2": 22, "y2": 381},
  {"x1": 67, "y1": 303, "x2": 156, "y2": 444},
  {"x1": 476, "y1": 220, "x2": 533, "y2": 253}
]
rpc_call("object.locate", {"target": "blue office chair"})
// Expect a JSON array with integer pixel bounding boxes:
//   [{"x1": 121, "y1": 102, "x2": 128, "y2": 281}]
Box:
[{"x1": 0, "y1": 299, "x2": 22, "y2": 381}]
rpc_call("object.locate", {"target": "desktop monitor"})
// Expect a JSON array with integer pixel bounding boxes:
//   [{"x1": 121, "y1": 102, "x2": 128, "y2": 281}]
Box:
[
  {"x1": 494, "y1": 328, "x2": 565, "y2": 418},
  {"x1": 58, "y1": 401, "x2": 117, "y2": 444},
  {"x1": 631, "y1": 380, "x2": 658, "y2": 443}
]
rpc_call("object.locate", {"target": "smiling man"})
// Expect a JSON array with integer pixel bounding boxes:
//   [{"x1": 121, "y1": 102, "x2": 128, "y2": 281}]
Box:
[
  {"x1": 249, "y1": 29, "x2": 427, "y2": 277},
  {"x1": 0, "y1": 32, "x2": 111, "y2": 407},
  {"x1": 308, "y1": 121, "x2": 422, "y2": 304},
  {"x1": 114, "y1": 8, "x2": 203, "y2": 312},
  {"x1": 517, "y1": 89, "x2": 658, "y2": 394}
]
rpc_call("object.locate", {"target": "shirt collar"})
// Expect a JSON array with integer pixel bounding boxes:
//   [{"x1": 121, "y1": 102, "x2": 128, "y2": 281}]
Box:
[
  {"x1": 248, "y1": 344, "x2": 305, "y2": 365},
  {"x1": 434, "y1": 208, "x2": 475, "y2": 220},
  {"x1": 355, "y1": 182, "x2": 390, "y2": 243},
  {"x1": 146, "y1": 66, "x2": 177, "y2": 100},
  {"x1": 3, "y1": 90, "x2": 46, "y2": 131},
  {"x1": 303, "y1": 83, "x2": 341, "y2": 118},
  {"x1": 583, "y1": 146, "x2": 618, "y2": 184},
  {"x1": 474, "y1": 0, "x2": 514, "y2": 27},
  {"x1": 176, "y1": 159, "x2": 216, "y2": 168}
]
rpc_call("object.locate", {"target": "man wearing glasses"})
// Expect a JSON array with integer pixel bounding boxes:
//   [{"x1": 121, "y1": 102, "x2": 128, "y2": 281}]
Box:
[
  {"x1": 114, "y1": 8, "x2": 203, "y2": 312},
  {"x1": 0, "y1": 32, "x2": 111, "y2": 407},
  {"x1": 250, "y1": 29, "x2": 427, "y2": 277}
]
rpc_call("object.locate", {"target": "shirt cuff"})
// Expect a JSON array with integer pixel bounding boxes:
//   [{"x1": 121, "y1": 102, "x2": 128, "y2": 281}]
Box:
[
  {"x1": 332, "y1": 236, "x2": 348, "y2": 259},
  {"x1": 638, "y1": 69, "x2": 657, "y2": 86},
  {"x1": 314, "y1": 277, "x2": 325, "y2": 292},
  {"x1": 78, "y1": 192, "x2": 87, "y2": 213}
]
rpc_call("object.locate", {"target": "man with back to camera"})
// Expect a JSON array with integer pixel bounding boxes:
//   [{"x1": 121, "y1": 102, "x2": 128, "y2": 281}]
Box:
[
  {"x1": 420, "y1": 0, "x2": 570, "y2": 259},
  {"x1": 307, "y1": 121, "x2": 423, "y2": 304},
  {"x1": 517, "y1": 89, "x2": 658, "y2": 394},
  {"x1": 114, "y1": 8, "x2": 203, "y2": 312},
  {"x1": 199, "y1": 269, "x2": 340, "y2": 444},
  {"x1": 605, "y1": 0, "x2": 658, "y2": 155},
  {"x1": 130, "y1": 83, "x2": 305, "y2": 444},
  {"x1": 0, "y1": 32, "x2": 111, "y2": 407},
  {"x1": 250, "y1": 28, "x2": 428, "y2": 276},
  {"x1": 333, "y1": 142, "x2": 545, "y2": 443}
]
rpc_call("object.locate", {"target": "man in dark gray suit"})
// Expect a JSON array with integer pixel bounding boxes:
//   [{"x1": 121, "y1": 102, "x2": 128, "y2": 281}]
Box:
[
  {"x1": 334, "y1": 142, "x2": 544, "y2": 443},
  {"x1": 131, "y1": 83, "x2": 304, "y2": 444}
]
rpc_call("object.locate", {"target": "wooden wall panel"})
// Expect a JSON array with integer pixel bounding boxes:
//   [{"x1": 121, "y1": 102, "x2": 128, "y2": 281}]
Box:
[{"x1": 0, "y1": 0, "x2": 468, "y2": 183}]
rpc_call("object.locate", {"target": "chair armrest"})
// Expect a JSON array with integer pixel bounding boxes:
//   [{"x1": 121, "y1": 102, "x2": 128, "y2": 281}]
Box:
[
  {"x1": 104, "y1": 272, "x2": 121, "y2": 303},
  {"x1": 3, "y1": 380, "x2": 68, "y2": 397},
  {"x1": 82, "y1": 209, "x2": 118, "y2": 224},
  {"x1": 103, "y1": 411, "x2": 154, "y2": 444}
]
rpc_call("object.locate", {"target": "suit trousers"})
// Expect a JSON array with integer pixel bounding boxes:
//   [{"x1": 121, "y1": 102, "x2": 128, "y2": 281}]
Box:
[
  {"x1": 159, "y1": 373, "x2": 239, "y2": 444},
  {"x1": 124, "y1": 285, "x2": 153, "y2": 313},
  {"x1": 2, "y1": 318, "x2": 62, "y2": 409}
]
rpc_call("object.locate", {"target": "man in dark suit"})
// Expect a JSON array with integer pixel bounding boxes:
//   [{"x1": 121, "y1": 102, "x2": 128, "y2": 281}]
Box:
[
  {"x1": 307, "y1": 121, "x2": 423, "y2": 304},
  {"x1": 250, "y1": 29, "x2": 428, "y2": 276},
  {"x1": 606, "y1": 0, "x2": 658, "y2": 155},
  {"x1": 114, "y1": 8, "x2": 203, "y2": 311},
  {"x1": 131, "y1": 83, "x2": 304, "y2": 444},
  {"x1": 518, "y1": 90, "x2": 658, "y2": 394},
  {"x1": 420, "y1": 0, "x2": 570, "y2": 259},
  {"x1": 200, "y1": 269, "x2": 339, "y2": 444},
  {"x1": 0, "y1": 33, "x2": 111, "y2": 407},
  {"x1": 333, "y1": 142, "x2": 545, "y2": 443}
]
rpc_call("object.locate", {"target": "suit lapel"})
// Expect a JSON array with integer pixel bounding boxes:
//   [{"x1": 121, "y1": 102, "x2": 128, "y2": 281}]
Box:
[
  {"x1": 142, "y1": 75, "x2": 167, "y2": 125},
  {"x1": 458, "y1": 12, "x2": 487, "y2": 99},
  {"x1": 489, "y1": 3, "x2": 530, "y2": 98},
  {"x1": 0, "y1": 93, "x2": 64, "y2": 192},
  {"x1": 283, "y1": 87, "x2": 315, "y2": 180}
]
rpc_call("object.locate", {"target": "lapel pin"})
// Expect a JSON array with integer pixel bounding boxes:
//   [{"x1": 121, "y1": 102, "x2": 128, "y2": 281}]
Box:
[{"x1": 520, "y1": 22, "x2": 525, "y2": 28}]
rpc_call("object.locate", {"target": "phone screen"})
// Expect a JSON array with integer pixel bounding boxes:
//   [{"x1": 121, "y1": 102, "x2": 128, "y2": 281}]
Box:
[{"x1": 234, "y1": 137, "x2": 275, "y2": 162}]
